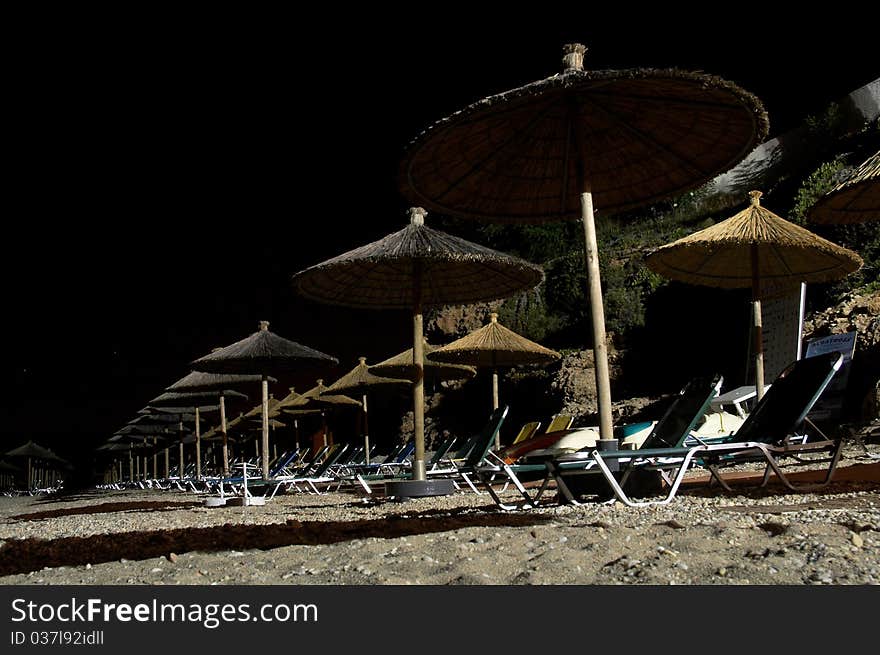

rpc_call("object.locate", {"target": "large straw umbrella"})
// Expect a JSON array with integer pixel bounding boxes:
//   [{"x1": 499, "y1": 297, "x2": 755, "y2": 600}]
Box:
[
  {"x1": 428, "y1": 312, "x2": 561, "y2": 448},
  {"x1": 399, "y1": 43, "x2": 768, "y2": 451},
  {"x1": 292, "y1": 207, "x2": 543, "y2": 492},
  {"x1": 165, "y1": 370, "x2": 276, "y2": 476},
  {"x1": 645, "y1": 190, "x2": 863, "y2": 399},
  {"x1": 371, "y1": 338, "x2": 477, "y2": 383},
  {"x1": 322, "y1": 357, "x2": 410, "y2": 464},
  {"x1": 190, "y1": 321, "x2": 338, "y2": 479},
  {"x1": 808, "y1": 150, "x2": 879, "y2": 225}
]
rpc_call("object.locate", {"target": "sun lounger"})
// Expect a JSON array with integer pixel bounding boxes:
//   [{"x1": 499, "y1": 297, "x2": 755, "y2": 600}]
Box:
[
  {"x1": 586, "y1": 351, "x2": 845, "y2": 507},
  {"x1": 476, "y1": 374, "x2": 724, "y2": 509},
  {"x1": 425, "y1": 406, "x2": 508, "y2": 494}
]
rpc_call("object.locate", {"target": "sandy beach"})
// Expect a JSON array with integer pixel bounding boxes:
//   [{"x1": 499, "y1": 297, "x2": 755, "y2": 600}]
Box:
[{"x1": 1, "y1": 438, "x2": 878, "y2": 586}]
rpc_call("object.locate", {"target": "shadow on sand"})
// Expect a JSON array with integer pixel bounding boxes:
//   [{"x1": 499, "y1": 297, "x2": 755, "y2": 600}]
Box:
[
  {"x1": 8, "y1": 501, "x2": 202, "y2": 522},
  {"x1": 0, "y1": 506, "x2": 553, "y2": 577}
]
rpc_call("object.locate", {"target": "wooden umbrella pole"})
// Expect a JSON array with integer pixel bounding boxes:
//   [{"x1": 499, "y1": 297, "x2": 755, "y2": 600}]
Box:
[
  {"x1": 194, "y1": 406, "x2": 202, "y2": 480},
  {"x1": 581, "y1": 189, "x2": 615, "y2": 445},
  {"x1": 492, "y1": 369, "x2": 501, "y2": 449},
  {"x1": 411, "y1": 254, "x2": 427, "y2": 482},
  {"x1": 751, "y1": 241, "x2": 765, "y2": 401},
  {"x1": 178, "y1": 419, "x2": 185, "y2": 481},
  {"x1": 128, "y1": 448, "x2": 133, "y2": 482},
  {"x1": 27, "y1": 456, "x2": 32, "y2": 490},
  {"x1": 362, "y1": 392, "x2": 370, "y2": 465},
  {"x1": 164, "y1": 447, "x2": 169, "y2": 480},
  {"x1": 220, "y1": 394, "x2": 229, "y2": 477},
  {"x1": 153, "y1": 437, "x2": 158, "y2": 480},
  {"x1": 412, "y1": 308, "x2": 426, "y2": 480},
  {"x1": 261, "y1": 374, "x2": 270, "y2": 479}
]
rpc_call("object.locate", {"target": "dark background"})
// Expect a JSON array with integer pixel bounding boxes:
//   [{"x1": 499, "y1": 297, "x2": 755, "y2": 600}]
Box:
[{"x1": 3, "y1": 9, "x2": 877, "y2": 470}]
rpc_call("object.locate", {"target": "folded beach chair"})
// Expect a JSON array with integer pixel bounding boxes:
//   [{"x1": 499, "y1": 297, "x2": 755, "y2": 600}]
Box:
[
  {"x1": 586, "y1": 351, "x2": 845, "y2": 507},
  {"x1": 476, "y1": 374, "x2": 723, "y2": 509}
]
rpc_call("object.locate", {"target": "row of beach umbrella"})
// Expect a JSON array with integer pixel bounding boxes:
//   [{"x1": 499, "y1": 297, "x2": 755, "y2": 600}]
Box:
[{"x1": 95, "y1": 44, "x2": 875, "y2": 496}]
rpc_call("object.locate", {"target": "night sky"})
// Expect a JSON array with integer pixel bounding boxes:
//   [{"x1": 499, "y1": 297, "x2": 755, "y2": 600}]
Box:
[{"x1": 3, "y1": 12, "x2": 877, "y2": 466}]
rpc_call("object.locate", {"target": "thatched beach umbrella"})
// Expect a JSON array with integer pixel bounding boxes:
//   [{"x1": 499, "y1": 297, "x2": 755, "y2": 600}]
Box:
[
  {"x1": 323, "y1": 357, "x2": 410, "y2": 464},
  {"x1": 428, "y1": 312, "x2": 560, "y2": 447},
  {"x1": 371, "y1": 338, "x2": 477, "y2": 383},
  {"x1": 190, "y1": 321, "x2": 338, "y2": 479},
  {"x1": 148, "y1": 390, "x2": 246, "y2": 479},
  {"x1": 645, "y1": 190, "x2": 862, "y2": 399},
  {"x1": 5, "y1": 440, "x2": 67, "y2": 489},
  {"x1": 281, "y1": 379, "x2": 361, "y2": 449},
  {"x1": 292, "y1": 207, "x2": 543, "y2": 490},
  {"x1": 165, "y1": 370, "x2": 277, "y2": 476},
  {"x1": 808, "y1": 150, "x2": 879, "y2": 225},
  {"x1": 399, "y1": 42, "x2": 768, "y2": 450}
]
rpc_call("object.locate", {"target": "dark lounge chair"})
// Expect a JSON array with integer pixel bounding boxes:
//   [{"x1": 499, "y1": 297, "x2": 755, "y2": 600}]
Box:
[
  {"x1": 585, "y1": 351, "x2": 845, "y2": 507},
  {"x1": 476, "y1": 374, "x2": 724, "y2": 510}
]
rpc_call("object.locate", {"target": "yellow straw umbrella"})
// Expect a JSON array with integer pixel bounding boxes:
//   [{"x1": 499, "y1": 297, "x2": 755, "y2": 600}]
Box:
[
  {"x1": 323, "y1": 357, "x2": 410, "y2": 464},
  {"x1": 808, "y1": 150, "x2": 879, "y2": 225},
  {"x1": 645, "y1": 190, "x2": 862, "y2": 399},
  {"x1": 428, "y1": 312, "x2": 560, "y2": 448}
]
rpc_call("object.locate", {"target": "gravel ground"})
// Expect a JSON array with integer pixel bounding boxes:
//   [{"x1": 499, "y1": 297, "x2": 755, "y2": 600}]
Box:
[{"x1": 1, "y1": 440, "x2": 878, "y2": 586}]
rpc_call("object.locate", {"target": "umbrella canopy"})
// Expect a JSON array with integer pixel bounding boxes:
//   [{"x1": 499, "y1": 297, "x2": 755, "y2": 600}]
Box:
[
  {"x1": 645, "y1": 190, "x2": 862, "y2": 397},
  {"x1": 165, "y1": 370, "x2": 277, "y2": 393},
  {"x1": 190, "y1": 321, "x2": 338, "y2": 478},
  {"x1": 281, "y1": 379, "x2": 361, "y2": 450},
  {"x1": 807, "y1": 150, "x2": 879, "y2": 225},
  {"x1": 292, "y1": 207, "x2": 543, "y2": 484},
  {"x1": 428, "y1": 313, "x2": 561, "y2": 368},
  {"x1": 324, "y1": 357, "x2": 411, "y2": 396},
  {"x1": 371, "y1": 338, "x2": 477, "y2": 382},
  {"x1": 398, "y1": 42, "x2": 768, "y2": 446},
  {"x1": 5, "y1": 441, "x2": 68, "y2": 488},
  {"x1": 128, "y1": 412, "x2": 197, "y2": 425},
  {"x1": 0, "y1": 459, "x2": 21, "y2": 472},
  {"x1": 148, "y1": 390, "x2": 246, "y2": 407},
  {"x1": 428, "y1": 312, "x2": 560, "y2": 444},
  {"x1": 5, "y1": 440, "x2": 65, "y2": 462},
  {"x1": 322, "y1": 357, "x2": 410, "y2": 463}
]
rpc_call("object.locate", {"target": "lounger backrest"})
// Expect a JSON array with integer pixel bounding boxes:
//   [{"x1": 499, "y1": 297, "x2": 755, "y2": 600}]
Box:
[
  {"x1": 394, "y1": 440, "x2": 415, "y2": 463},
  {"x1": 269, "y1": 448, "x2": 301, "y2": 477},
  {"x1": 731, "y1": 352, "x2": 843, "y2": 445},
  {"x1": 640, "y1": 374, "x2": 723, "y2": 449},
  {"x1": 463, "y1": 406, "x2": 509, "y2": 468},
  {"x1": 309, "y1": 443, "x2": 350, "y2": 478},
  {"x1": 546, "y1": 415, "x2": 573, "y2": 432},
  {"x1": 512, "y1": 422, "x2": 541, "y2": 445},
  {"x1": 427, "y1": 435, "x2": 458, "y2": 467}
]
